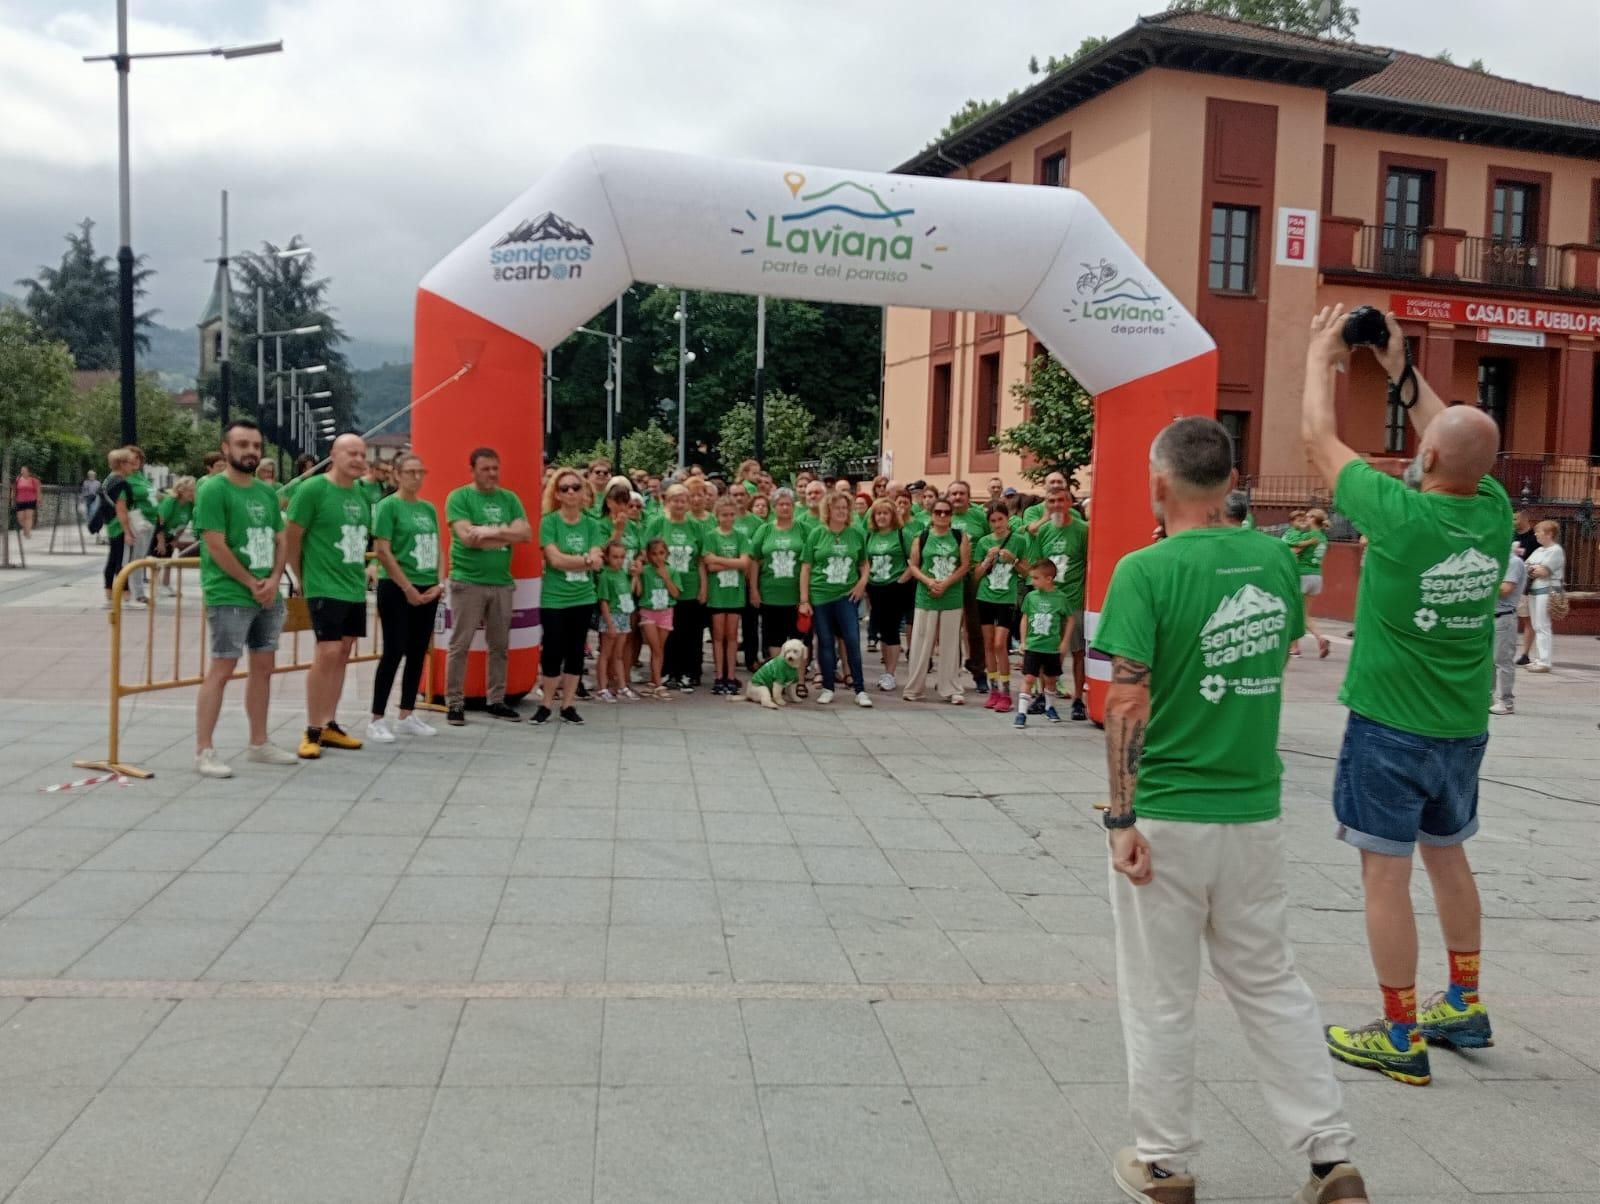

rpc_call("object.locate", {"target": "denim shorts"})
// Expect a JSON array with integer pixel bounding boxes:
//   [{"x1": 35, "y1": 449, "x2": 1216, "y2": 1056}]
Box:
[
  {"x1": 1333, "y1": 712, "x2": 1487, "y2": 856},
  {"x1": 208, "y1": 598, "x2": 286, "y2": 661}
]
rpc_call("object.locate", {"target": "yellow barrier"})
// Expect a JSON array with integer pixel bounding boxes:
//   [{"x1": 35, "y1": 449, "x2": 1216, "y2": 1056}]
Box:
[{"x1": 74, "y1": 556, "x2": 444, "y2": 779}]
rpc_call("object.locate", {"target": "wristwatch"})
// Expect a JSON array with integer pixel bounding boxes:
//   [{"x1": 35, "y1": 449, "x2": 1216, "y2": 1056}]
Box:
[{"x1": 1102, "y1": 810, "x2": 1138, "y2": 830}]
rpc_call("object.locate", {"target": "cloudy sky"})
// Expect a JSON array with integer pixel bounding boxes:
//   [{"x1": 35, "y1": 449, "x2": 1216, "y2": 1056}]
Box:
[{"x1": 3, "y1": 0, "x2": 1594, "y2": 355}]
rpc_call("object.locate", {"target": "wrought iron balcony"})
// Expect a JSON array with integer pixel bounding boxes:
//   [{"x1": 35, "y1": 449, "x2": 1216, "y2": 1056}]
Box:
[{"x1": 1321, "y1": 222, "x2": 1600, "y2": 299}]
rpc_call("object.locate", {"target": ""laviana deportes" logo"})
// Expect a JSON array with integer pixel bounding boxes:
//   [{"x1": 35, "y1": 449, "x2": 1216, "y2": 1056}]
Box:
[
  {"x1": 489, "y1": 211, "x2": 593, "y2": 283},
  {"x1": 1063, "y1": 257, "x2": 1179, "y2": 338}
]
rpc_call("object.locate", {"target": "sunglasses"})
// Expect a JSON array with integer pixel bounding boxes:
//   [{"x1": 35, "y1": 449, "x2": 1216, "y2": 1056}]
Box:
[
  {"x1": 558, "y1": 481, "x2": 584, "y2": 493},
  {"x1": 932, "y1": 508, "x2": 952, "y2": 517}
]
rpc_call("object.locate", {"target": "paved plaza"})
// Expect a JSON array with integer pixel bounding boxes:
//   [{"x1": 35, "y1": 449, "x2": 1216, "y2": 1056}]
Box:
[{"x1": 0, "y1": 555, "x2": 1597, "y2": 1203}]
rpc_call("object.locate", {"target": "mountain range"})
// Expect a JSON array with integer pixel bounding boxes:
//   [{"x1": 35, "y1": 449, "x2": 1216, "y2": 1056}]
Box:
[
  {"x1": 1421, "y1": 548, "x2": 1500, "y2": 578},
  {"x1": 494, "y1": 212, "x2": 592, "y2": 246},
  {"x1": 1201, "y1": 583, "x2": 1288, "y2": 635}
]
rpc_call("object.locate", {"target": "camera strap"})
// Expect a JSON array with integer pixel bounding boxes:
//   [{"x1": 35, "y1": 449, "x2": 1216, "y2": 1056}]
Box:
[{"x1": 1387, "y1": 342, "x2": 1419, "y2": 411}]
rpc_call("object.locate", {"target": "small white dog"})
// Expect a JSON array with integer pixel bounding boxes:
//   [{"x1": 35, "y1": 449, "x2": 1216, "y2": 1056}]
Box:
[{"x1": 744, "y1": 639, "x2": 807, "y2": 709}]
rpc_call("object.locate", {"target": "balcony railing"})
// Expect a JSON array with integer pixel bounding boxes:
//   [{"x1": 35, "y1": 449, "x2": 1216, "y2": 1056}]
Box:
[{"x1": 1322, "y1": 221, "x2": 1600, "y2": 299}]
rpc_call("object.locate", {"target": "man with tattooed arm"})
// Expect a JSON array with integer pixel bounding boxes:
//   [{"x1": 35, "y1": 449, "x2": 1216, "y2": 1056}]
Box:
[{"x1": 1090, "y1": 417, "x2": 1368, "y2": 1204}]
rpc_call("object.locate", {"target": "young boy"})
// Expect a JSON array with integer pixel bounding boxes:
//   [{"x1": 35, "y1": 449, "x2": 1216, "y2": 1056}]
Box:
[{"x1": 1015, "y1": 560, "x2": 1071, "y2": 728}]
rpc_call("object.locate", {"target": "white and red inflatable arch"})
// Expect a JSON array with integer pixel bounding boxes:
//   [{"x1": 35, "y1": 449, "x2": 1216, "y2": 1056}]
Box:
[{"x1": 414, "y1": 145, "x2": 1217, "y2": 718}]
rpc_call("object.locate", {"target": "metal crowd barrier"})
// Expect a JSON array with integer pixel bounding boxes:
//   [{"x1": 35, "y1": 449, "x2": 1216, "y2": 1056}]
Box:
[{"x1": 74, "y1": 555, "x2": 444, "y2": 779}]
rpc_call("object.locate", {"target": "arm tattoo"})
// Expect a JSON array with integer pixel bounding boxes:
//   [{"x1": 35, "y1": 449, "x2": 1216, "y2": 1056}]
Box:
[{"x1": 1111, "y1": 657, "x2": 1150, "y2": 685}]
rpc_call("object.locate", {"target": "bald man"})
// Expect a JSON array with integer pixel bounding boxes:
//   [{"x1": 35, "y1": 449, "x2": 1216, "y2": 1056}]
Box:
[
  {"x1": 286, "y1": 432, "x2": 373, "y2": 759},
  {"x1": 1302, "y1": 306, "x2": 1511, "y2": 1090}
]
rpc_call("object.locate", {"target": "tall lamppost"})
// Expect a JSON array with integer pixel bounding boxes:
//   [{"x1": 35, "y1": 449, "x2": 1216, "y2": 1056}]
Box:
[
  {"x1": 673, "y1": 294, "x2": 697, "y2": 472},
  {"x1": 83, "y1": 8, "x2": 282, "y2": 444},
  {"x1": 754, "y1": 296, "x2": 768, "y2": 464}
]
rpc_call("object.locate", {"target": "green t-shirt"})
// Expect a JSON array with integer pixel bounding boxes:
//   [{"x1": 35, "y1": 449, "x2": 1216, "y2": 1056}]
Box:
[
  {"x1": 734, "y1": 514, "x2": 763, "y2": 545},
  {"x1": 751, "y1": 656, "x2": 798, "y2": 690},
  {"x1": 914, "y1": 529, "x2": 966, "y2": 612},
  {"x1": 1029, "y1": 516, "x2": 1090, "y2": 611},
  {"x1": 1021, "y1": 586, "x2": 1071, "y2": 653},
  {"x1": 1334, "y1": 460, "x2": 1511, "y2": 739},
  {"x1": 754, "y1": 523, "x2": 807, "y2": 607},
  {"x1": 127, "y1": 471, "x2": 158, "y2": 523},
  {"x1": 357, "y1": 478, "x2": 387, "y2": 511},
  {"x1": 975, "y1": 531, "x2": 1031, "y2": 604},
  {"x1": 949, "y1": 506, "x2": 989, "y2": 545},
  {"x1": 373, "y1": 495, "x2": 441, "y2": 587},
  {"x1": 539, "y1": 511, "x2": 607, "y2": 609},
  {"x1": 805, "y1": 523, "x2": 867, "y2": 606},
  {"x1": 1091, "y1": 527, "x2": 1305, "y2": 824},
  {"x1": 904, "y1": 508, "x2": 930, "y2": 537},
  {"x1": 1021, "y1": 501, "x2": 1046, "y2": 529},
  {"x1": 287, "y1": 474, "x2": 371, "y2": 603},
  {"x1": 156, "y1": 495, "x2": 193, "y2": 534},
  {"x1": 639, "y1": 562, "x2": 677, "y2": 611},
  {"x1": 865, "y1": 529, "x2": 910, "y2": 585},
  {"x1": 646, "y1": 515, "x2": 702, "y2": 594},
  {"x1": 1241, "y1": 514, "x2": 1256, "y2": 531},
  {"x1": 702, "y1": 526, "x2": 751, "y2": 609},
  {"x1": 194, "y1": 476, "x2": 283, "y2": 610},
  {"x1": 445, "y1": 485, "x2": 526, "y2": 587},
  {"x1": 597, "y1": 566, "x2": 636, "y2": 617},
  {"x1": 1282, "y1": 527, "x2": 1328, "y2": 575}
]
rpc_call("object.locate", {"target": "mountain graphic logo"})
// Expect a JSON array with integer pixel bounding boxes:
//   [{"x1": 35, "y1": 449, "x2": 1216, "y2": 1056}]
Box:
[
  {"x1": 493, "y1": 212, "x2": 593, "y2": 248},
  {"x1": 1421, "y1": 549, "x2": 1499, "y2": 578},
  {"x1": 781, "y1": 179, "x2": 914, "y2": 226},
  {"x1": 1200, "y1": 584, "x2": 1288, "y2": 636}
]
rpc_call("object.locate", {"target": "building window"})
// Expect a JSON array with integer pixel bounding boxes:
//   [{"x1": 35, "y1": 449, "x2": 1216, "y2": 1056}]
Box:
[
  {"x1": 1208, "y1": 205, "x2": 1257, "y2": 293},
  {"x1": 930, "y1": 362, "x2": 952, "y2": 459},
  {"x1": 1217, "y1": 411, "x2": 1249, "y2": 474},
  {"x1": 974, "y1": 352, "x2": 1001, "y2": 452},
  {"x1": 1477, "y1": 358, "x2": 1513, "y2": 446},
  {"x1": 1383, "y1": 399, "x2": 1408, "y2": 454},
  {"x1": 1382, "y1": 169, "x2": 1434, "y2": 275},
  {"x1": 1491, "y1": 182, "x2": 1538, "y2": 244},
  {"x1": 1039, "y1": 151, "x2": 1066, "y2": 188}
]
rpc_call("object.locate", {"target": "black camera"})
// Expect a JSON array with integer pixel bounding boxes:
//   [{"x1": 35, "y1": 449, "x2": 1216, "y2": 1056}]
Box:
[{"x1": 1341, "y1": 305, "x2": 1390, "y2": 350}]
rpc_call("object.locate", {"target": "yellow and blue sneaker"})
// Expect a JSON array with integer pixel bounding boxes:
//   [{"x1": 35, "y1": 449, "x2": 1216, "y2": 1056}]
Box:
[
  {"x1": 1325, "y1": 1019, "x2": 1431, "y2": 1085},
  {"x1": 1418, "y1": 989, "x2": 1494, "y2": 1049}
]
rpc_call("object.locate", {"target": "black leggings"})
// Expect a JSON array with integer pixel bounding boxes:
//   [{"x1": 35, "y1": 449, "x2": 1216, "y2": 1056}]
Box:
[
  {"x1": 372, "y1": 580, "x2": 440, "y2": 713},
  {"x1": 666, "y1": 597, "x2": 707, "y2": 681},
  {"x1": 103, "y1": 537, "x2": 127, "y2": 591},
  {"x1": 761, "y1": 603, "x2": 799, "y2": 651},
  {"x1": 866, "y1": 582, "x2": 908, "y2": 647},
  {"x1": 540, "y1": 603, "x2": 593, "y2": 678}
]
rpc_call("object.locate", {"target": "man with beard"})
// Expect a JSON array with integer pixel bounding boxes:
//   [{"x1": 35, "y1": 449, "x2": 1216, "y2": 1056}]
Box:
[{"x1": 192, "y1": 420, "x2": 298, "y2": 778}]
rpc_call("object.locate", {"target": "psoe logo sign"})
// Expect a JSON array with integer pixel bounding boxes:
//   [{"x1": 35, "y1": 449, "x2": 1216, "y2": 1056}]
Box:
[
  {"x1": 729, "y1": 171, "x2": 947, "y2": 288},
  {"x1": 489, "y1": 212, "x2": 594, "y2": 283},
  {"x1": 1064, "y1": 257, "x2": 1179, "y2": 338}
]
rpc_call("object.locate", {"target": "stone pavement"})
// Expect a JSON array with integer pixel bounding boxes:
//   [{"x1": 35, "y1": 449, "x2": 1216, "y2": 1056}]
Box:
[{"x1": 1, "y1": 555, "x2": 1597, "y2": 1202}]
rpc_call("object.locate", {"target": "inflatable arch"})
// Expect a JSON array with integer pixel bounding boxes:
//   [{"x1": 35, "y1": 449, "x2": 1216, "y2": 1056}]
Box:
[{"x1": 414, "y1": 145, "x2": 1217, "y2": 718}]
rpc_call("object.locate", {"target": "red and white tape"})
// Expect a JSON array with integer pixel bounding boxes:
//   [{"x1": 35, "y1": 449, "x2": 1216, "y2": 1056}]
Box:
[{"x1": 41, "y1": 772, "x2": 130, "y2": 794}]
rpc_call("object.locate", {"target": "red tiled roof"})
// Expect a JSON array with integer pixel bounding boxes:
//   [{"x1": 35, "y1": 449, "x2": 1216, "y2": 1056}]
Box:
[
  {"x1": 1143, "y1": 9, "x2": 1387, "y2": 54},
  {"x1": 1344, "y1": 52, "x2": 1600, "y2": 130}
]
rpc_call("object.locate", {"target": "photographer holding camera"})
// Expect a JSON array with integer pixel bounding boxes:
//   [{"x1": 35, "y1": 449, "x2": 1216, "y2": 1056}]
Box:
[{"x1": 1301, "y1": 304, "x2": 1512, "y2": 1087}]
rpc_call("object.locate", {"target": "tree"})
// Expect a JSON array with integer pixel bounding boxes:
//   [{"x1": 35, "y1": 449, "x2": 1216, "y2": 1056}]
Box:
[
  {"x1": 0, "y1": 309, "x2": 77, "y2": 563},
  {"x1": 1165, "y1": 0, "x2": 1359, "y2": 39},
  {"x1": 620, "y1": 421, "x2": 677, "y2": 477},
  {"x1": 15, "y1": 219, "x2": 157, "y2": 370},
  {"x1": 717, "y1": 392, "x2": 813, "y2": 482},
  {"x1": 351, "y1": 362, "x2": 411, "y2": 432},
  {"x1": 77, "y1": 374, "x2": 213, "y2": 474},
  {"x1": 202, "y1": 239, "x2": 359, "y2": 436},
  {"x1": 1029, "y1": 36, "x2": 1110, "y2": 75},
  {"x1": 1432, "y1": 49, "x2": 1488, "y2": 71},
  {"x1": 939, "y1": 96, "x2": 1008, "y2": 139},
  {"x1": 993, "y1": 355, "x2": 1095, "y2": 488}
]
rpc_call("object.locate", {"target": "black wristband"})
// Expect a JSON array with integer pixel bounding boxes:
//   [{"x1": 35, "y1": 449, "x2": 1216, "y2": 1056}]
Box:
[{"x1": 1103, "y1": 810, "x2": 1138, "y2": 830}]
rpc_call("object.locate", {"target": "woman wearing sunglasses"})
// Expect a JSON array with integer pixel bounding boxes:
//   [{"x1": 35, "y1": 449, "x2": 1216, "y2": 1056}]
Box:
[
  {"x1": 903, "y1": 497, "x2": 972, "y2": 704},
  {"x1": 535, "y1": 467, "x2": 608, "y2": 725}
]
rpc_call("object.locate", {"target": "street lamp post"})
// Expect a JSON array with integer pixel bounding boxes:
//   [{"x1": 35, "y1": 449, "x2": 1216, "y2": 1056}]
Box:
[
  {"x1": 754, "y1": 295, "x2": 768, "y2": 464},
  {"x1": 252, "y1": 244, "x2": 315, "y2": 422},
  {"x1": 84, "y1": 9, "x2": 282, "y2": 444},
  {"x1": 676, "y1": 293, "x2": 688, "y2": 471}
]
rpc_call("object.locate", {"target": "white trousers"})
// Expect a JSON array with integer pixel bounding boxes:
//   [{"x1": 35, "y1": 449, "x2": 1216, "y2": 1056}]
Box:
[
  {"x1": 904, "y1": 607, "x2": 962, "y2": 700},
  {"x1": 1110, "y1": 818, "x2": 1354, "y2": 1171},
  {"x1": 1527, "y1": 592, "x2": 1553, "y2": 667}
]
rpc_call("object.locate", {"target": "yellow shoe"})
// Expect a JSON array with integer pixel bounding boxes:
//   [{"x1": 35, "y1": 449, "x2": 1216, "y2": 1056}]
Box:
[
  {"x1": 1325, "y1": 1019, "x2": 1431, "y2": 1085},
  {"x1": 297, "y1": 730, "x2": 323, "y2": 760},
  {"x1": 318, "y1": 722, "x2": 363, "y2": 751}
]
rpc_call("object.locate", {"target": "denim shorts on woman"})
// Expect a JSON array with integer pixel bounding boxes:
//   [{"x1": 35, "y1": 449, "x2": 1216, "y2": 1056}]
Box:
[
  {"x1": 1333, "y1": 712, "x2": 1487, "y2": 856},
  {"x1": 208, "y1": 598, "x2": 286, "y2": 661}
]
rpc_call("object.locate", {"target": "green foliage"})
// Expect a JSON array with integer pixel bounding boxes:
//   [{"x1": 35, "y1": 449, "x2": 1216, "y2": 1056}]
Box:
[
  {"x1": 1165, "y1": 0, "x2": 1359, "y2": 39},
  {"x1": 1028, "y1": 36, "x2": 1110, "y2": 75},
  {"x1": 939, "y1": 97, "x2": 1004, "y2": 138},
  {"x1": 994, "y1": 355, "x2": 1095, "y2": 487},
  {"x1": 200, "y1": 239, "x2": 359, "y2": 437},
  {"x1": 15, "y1": 218, "x2": 157, "y2": 370},
  {"x1": 78, "y1": 374, "x2": 214, "y2": 474},
  {"x1": 564, "y1": 437, "x2": 614, "y2": 473},
  {"x1": 1432, "y1": 49, "x2": 1487, "y2": 70},
  {"x1": 0, "y1": 309, "x2": 78, "y2": 516},
  {"x1": 718, "y1": 391, "x2": 813, "y2": 483},
  {"x1": 620, "y1": 421, "x2": 677, "y2": 477},
  {"x1": 351, "y1": 362, "x2": 411, "y2": 432},
  {"x1": 813, "y1": 416, "x2": 879, "y2": 479}
]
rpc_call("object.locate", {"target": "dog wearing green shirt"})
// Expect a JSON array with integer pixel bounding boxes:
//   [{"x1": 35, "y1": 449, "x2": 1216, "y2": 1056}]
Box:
[{"x1": 742, "y1": 639, "x2": 807, "y2": 709}]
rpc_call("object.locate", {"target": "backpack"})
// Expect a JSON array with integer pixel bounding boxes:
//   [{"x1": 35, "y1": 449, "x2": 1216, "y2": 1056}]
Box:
[{"x1": 87, "y1": 474, "x2": 123, "y2": 534}]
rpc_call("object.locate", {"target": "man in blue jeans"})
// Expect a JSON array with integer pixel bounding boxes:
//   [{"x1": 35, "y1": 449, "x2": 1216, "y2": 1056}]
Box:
[{"x1": 1301, "y1": 304, "x2": 1512, "y2": 1086}]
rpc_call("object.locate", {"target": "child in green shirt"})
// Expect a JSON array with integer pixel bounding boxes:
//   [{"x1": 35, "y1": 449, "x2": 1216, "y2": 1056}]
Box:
[
  {"x1": 596, "y1": 541, "x2": 639, "y2": 702},
  {"x1": 1015, "y1": 560, "x2": 1071, "y2": 728},
  {"x1": 636, "y1": 537, "x2": 680, "y2": 699}
]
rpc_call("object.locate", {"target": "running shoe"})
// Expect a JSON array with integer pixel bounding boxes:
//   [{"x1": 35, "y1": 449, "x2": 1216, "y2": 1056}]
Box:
[
  {"x1": 677, "y1": 680, "x2": 695, "y2": 695},
  {"x1": 246, "y1": 743, "x2": 298, "y2": 765},
  {"x1": 1029, "y1": 695, "x2": 1046, "y2": 716},
  {"x1": 447, "y1": 707, "x2": 466, "y2": 727},
  {"x1": 1046, "y1": 706, "x2": 1062, "y2": 723},
  {"x1": 949, "y1": 693, "x2": 965, "y2": 706},
  {"x1": 1293, "y1": 1163, "x2": 1369, "y2": 1204},
  {"x1": 1417, "y1": 991, "x2": 1494, "y2": 1048},
  {"x1": 996, "y1": 693, "x2": 1012, "y2": 713},
  {"x1": 1489, "y1": 701, "x2": 1513, "y2": 716},
  {"x1": 972, "y1": 671, "x2": 989, "y2": 693},
  {"x1": 618, "y1": 687, "x2": 641, "y2": 701},
  {"x1": 711, "y1": 681, "x2": 727, "y2": 696},
  {"x1": 485, "y1": 702, "x2": 521, "y2": 722},
  {"x1": 597, "y1": 689, "x2": 618, "y2": 703},
  {"x1": 1324, "y1": 1020, "x2": 1431, "y2": 1085},
  {"x1": 816, "y1": 689, "x2": 835, "y2": 705},
  {"x1": 395, "y1": 715, "x2": 437, "y2": 737},
  {"x1": 1071, "y1": 698, "x2": 1088, "y2": 722},
  {"x1": 560, "y1": 707, "x2": 584, "y2": 725},
  {"x1": 195, "y1": 749, "x2": 233, "y2": 779},
  {"x1": 530, "y1": 706, "x2": 552, "y2": 726},
  {"x1": 855, "y1": 691, "x2": 873, "y2": 708},
  {"x1": 318, "y1": 722, "x2": 363, "y2": 751},
  {"x1": 297, "y1": 730, "x2": 323, "y2": 760},
  {"x1": 984, "y1": 690, "x2": 1003, "y2": 711},
  {"x1": 366, "y1": 717, "x2": 396, "y2": 744},
  {"x1": 877, "y1": 672, "x2": 896, "y2": 692},
  {"x1": 1515, "y1": 654, "x2": 1530, "y2": 666},
  {"x1": 1014, "y1": 712, "x2": 1026, "y2": 731},
  {"x1": 1110, "y1": 1146, "x2": 1194, "y2": 1203}
]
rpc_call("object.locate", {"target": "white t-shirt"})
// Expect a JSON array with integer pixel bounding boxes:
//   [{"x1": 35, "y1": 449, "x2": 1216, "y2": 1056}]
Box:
[{"x1": 1526, "y1": 544, "x2": 1564, "y2": 595}]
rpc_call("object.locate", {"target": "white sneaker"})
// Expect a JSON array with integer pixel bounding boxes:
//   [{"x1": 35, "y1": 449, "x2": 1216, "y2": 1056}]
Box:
[
  {"x1": 246, "y1": 742, "x2": 298, "y2": 766},
  {"x1": 816, "y1": 689, "x2": 835, "y2": 705},
  {"x1": 855, "y1": 691, "x2": 874, "y2": 708},
  {"x1": 366, "y1": 717, "x2": 396, "y2": 743},
  {"x1": 394, "y1": 714, "x2": 436, "y2": 737},
  {"x1": 195, "y1": 748, "x2": 233, "y2": 779},
  {"x1": 877, "y1": 672, "x2": 896, "y2": 692},
  {"x1": 1489, "y1": 701, "x2": 1514, "y2": 715},
  {"x1": 160, "y1": 584, "x2": 176, "y2": 597},
  {"x1": 949, "y1": 693, "x2": 965, "y2": 706},
  {"x1": 1526, "y1": 663, "x2": 1551, "y2": 673}
]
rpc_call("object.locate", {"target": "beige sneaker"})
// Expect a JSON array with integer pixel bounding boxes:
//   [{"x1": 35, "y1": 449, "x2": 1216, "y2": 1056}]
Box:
[
  {"x1": 1294, "y1": 1164, "x2": 1369, "y2": 1203},
  {"x1": 1112, "y1": 1147, "x2": 1194, "y2": 1204}
]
